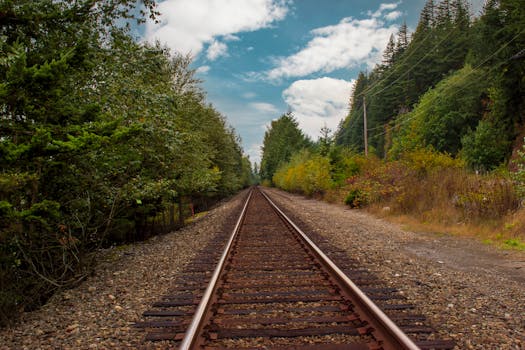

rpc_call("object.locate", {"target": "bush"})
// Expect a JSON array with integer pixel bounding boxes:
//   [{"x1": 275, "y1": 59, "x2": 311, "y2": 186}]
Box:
[
  {"x1": 344, "y1": 189, "x2": 366, "y2": 208},
  {"x1": 462, "y1": 120, "x2": 510, "y2": 171},
  {"x1": 272, "y1": 150, "x2": 333, "y2": 196},
  {"x1": 401, "y1": 148, "x2": 464, "y2": 176}
]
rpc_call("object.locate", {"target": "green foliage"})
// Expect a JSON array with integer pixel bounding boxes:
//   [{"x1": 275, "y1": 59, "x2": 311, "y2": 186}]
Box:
[
  {"x1": 329, "y1": 147, "x2": 364, "y2": 184},
  {"x1": 260, "y1": 112, "x2": 311, "y2": 181},
  {"x1": 344, "y1": 189, "x2": 366, "y2": 208},
  {"x1": 503, "y1": 238, "x2": 525, "y2": 250},
  {"x1": 336, "y1": 0, "x2": 524, "y2": 171},
  {"x1": 0, "y1": 0, "x2": 251, "y2": 325},
  {"x1": 390, "y1": 65, "x2": 486, "y2": 157},
  {"x1": 400, "y1": 148, "x2": 465, "y2": 175},
  {"x1": 461, "y1": 120, "x2": 510, "y2": 171},
  {"x1": 512, "y1": 138, "x2": 525, "y2": 198}
]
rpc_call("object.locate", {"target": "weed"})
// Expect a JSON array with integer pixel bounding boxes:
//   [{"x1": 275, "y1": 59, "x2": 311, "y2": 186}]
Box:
[{"x1": 503, "y1": 239, "x2": 525, "y2": 250}]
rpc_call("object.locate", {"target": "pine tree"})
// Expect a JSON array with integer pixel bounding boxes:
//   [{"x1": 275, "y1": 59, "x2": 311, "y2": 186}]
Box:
[
  {"x1": 395, "y1": 22, "x2": 409, "y2": 57},
  {"x1": 260, "y1": 112, "x2": 311, "y2": 181},
  {"x1": 382, "y1": 34, "x2": 396, "y2": 67}
]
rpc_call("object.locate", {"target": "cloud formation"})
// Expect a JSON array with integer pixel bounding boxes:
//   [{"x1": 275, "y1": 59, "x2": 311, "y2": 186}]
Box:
[
  {"x1": 207, "y1": 40, "x2": 228, "y2": 60},
  {"x1": 371, "y1": 2, "x2": 401, "y2": 17},
  {"x1": 145, "y1": 0, "x2": 289, "y2": 58},
  {"x1": 282, "y1": 77, "x2": 355, "y2": 140},
  {"x1": 264, "y1": 4, "x2": 399, "y2": 81},
  {"x1": 195, "y1": 65, "x2": 211, "y2": 74},
  {"x1": 385, "y1": 10, "x2": 402, "y2": 21},
  {"x1": 250, "y1": 102, "x2": 279, "y2": 113}
]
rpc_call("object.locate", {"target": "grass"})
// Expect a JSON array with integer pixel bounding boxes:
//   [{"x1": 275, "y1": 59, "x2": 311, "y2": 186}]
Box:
[
  {"x1": 368, "y1": 203, "x2": 525, "y2": 250},
  {"x1": 327, "y1": 151, "x2": 524, "y2": 249},
  {"x1": 503, "y1": 238, "x2": 525, "y2": 250}
]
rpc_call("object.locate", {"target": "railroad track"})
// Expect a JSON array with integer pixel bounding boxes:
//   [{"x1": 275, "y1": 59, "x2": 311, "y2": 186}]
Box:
[{"x1": 136, "y1": 187, "x2": 454, "y2": 349}]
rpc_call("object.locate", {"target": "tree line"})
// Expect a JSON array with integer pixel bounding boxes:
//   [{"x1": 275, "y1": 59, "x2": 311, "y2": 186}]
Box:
[
  {"x1": 0, "y1": 0, "x2": 253, "y2": 324},
  {"x1": 336, "y1": 0, "x2": 524, "y2": 171}
]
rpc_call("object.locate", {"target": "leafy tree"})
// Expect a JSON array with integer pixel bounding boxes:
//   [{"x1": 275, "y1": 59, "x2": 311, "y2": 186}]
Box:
[
  {"x1": 260, "y1": 112, "x2": 311, "y2": 181},
  {"x1": 461, "y1": 120, "x2": 510, "y2": 170},
  {"x1": 272, "y1": 150, "x2": 332, "y2": 196},
  {"x1": 390, "y1": 65, "x2": 486, "y2": 156}
]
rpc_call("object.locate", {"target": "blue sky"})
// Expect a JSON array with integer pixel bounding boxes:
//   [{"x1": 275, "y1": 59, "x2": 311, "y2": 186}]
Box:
[{"x1": 142, "y1": 0, "x2": 484, "y2": 164}]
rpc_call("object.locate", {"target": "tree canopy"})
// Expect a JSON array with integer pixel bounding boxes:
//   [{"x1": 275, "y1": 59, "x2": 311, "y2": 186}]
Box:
[{"x1": 0, "y1": 0, "x2": 252, "y2": 324}]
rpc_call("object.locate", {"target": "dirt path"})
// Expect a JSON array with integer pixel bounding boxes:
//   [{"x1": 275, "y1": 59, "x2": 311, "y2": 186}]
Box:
[{"x1": 404, "y1": 233, "x2": 525, "y2": 284}]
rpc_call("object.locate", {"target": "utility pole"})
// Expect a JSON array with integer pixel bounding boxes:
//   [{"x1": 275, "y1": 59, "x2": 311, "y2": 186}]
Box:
[{"x1": 363, "y1": 96, "x2": 368, "y2": 157}]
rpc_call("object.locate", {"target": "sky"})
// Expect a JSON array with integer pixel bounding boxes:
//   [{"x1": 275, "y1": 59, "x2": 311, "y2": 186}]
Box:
[{"x1": 142, "y1": 0, "x2": 485, "y2": 164}]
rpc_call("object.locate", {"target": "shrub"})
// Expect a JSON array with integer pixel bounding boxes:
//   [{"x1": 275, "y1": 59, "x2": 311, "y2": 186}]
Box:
[
  {"x1": 272, "y1": 150, "x2": 333, "y2": 196},
  {"x1": 344, "y1": 189, "x2": 366, "y2": 208},
  {"x1": 461, "y1": 120, "x2": 510, "y2": 171},
  {"x1": 401, "y1": 148, "x2": 464, "y2": 176}
]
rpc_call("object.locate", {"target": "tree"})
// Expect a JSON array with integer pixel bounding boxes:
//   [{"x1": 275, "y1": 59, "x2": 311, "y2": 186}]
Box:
[
  {"x1": 260, "y1": 112, "x2": 310, "y2": 181},
  {"x1": 335, "y1": 71, "x2": 368, "y2": 149},
  {"x1": 382, "y1": 34, "x2": 397, "y2": 67},
  {"x1": 395, "y1": 22, "x2": 409, "y2": 57},
  {"x1": 318, "y1": 125, "x2": 333, "y2": 157}
]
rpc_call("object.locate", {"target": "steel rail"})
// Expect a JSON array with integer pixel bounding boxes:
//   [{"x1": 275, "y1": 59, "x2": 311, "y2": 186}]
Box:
[
  {"x1": 260, "y1": 188, "x2": 421, "y2": 350},
  {"x1": 179, "y1": 189, "x2": 253, "y2": 350}
]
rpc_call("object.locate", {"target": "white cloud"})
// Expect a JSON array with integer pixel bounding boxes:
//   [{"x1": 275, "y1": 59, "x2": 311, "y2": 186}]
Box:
[
  {"x1": 195, "y1": 65, "x2": 211, "y2": 74},
  {"x1": 250, "y1": 102, "x2": 279, "y2": 113},
  {"x1": 145, "y1": 0, "x2": 290, "y2": 57},
  {"x1": 223, "y1": 34, "x2": 241, "y2": 41},
  {"x1": 246, "y1": 143, "x2": 263, "y2": 165},
  {"x1": 282, "y1": 77, "x2": 355, "y2": 140},
  {"x1": 264, "y1": 11, "x2": 398, "y2": 81},
  {"x1": 385, "y1": 10, "x2": 402, "y2": 21},
  {"x1": 242, "y1": 92, "x2": 256, "y2": 99},
  {"x1": 371, "y1": 2, "x2": 401, "y2": 17},
  {"x1": 207, "y1": 40, "x2": 228, "y2": 60}
]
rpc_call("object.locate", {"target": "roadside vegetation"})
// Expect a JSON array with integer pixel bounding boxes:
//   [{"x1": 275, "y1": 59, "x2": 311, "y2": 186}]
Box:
[
  {"x1": 0, "y1": 0, "x2": 254, "y2": 325},
  {"x1": 261, "y1": 0, "x2": 525, "y2": 251}
]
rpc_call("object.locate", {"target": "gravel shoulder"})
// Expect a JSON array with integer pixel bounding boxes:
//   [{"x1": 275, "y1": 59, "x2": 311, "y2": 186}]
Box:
[
  {"x1": 264, "y1": 187, "x2": 524, "y2": 350},
  {"x1": 0, "y1": 190, "x2": 247, "y2": 350}
]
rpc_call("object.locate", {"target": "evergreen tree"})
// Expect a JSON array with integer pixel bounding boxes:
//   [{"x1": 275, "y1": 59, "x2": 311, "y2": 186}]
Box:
[
  {"x1": 260, "y1": 112, "x2": 310, "y2": 181},
  {"x1": 382, "y1": 34, "x2": 397, "y2": 67},
  {"x1": 395, "y1": 22, "x2": 409, "y2": 57}
]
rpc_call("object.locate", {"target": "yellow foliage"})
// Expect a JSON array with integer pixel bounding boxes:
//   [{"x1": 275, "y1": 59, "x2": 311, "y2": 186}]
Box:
[
  {"x1": 273, "y1": 150, "x2": 332, "y2": 196},
  {"x1": 401, "y1": 148, "x2": 464, "y2": 175}
]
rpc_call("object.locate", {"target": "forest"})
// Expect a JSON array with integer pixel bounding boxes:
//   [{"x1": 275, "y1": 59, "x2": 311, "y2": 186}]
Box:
[
  {"x1": 0, "y1": 0, "x2": 253, "y2": 324},
  {"x1": 261, "y1": 0, "x2": 525, "y2": 251}
]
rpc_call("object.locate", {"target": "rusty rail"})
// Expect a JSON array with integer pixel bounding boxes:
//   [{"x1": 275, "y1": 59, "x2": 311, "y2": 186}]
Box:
[
  {"x1": 260, "y1": 189, "x2": 420, "y2": 350},
  {"x1": 178, "y1": 190, "x2": 253, "y2": 350}
]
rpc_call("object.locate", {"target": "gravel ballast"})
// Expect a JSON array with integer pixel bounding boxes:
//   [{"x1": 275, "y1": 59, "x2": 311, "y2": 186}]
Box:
[
  {"x1": 1, "y1": 187, "x2": 523, "y2": 349},
  {"x1": 264, "y1": 188, "x2": 524, "y2": 350},
  {"x1": 0, "y1": 191, "x2": 247, "y2": 350}
]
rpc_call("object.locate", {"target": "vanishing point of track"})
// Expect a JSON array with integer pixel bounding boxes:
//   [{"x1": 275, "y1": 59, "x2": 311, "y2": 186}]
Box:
[{"x1": 136, "y1": 187, "x2": 455, "y2": 349}]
